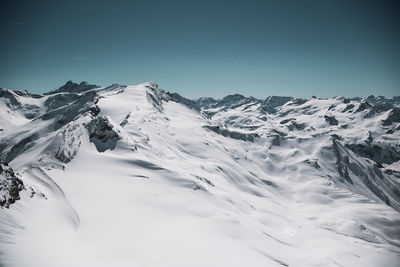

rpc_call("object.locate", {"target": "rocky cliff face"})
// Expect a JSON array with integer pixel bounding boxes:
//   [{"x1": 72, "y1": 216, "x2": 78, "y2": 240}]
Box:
[{"x1": 0, "y1": 161, "x2": 23, "y2": 208}]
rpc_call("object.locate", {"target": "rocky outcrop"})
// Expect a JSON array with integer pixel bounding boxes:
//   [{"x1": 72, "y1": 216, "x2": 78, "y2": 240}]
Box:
[
  {"x1": 203, "y1": 125, "x2": 260, "y2": 142},
  {"x1": 145, "y1": 82, "x2": 170, "y2": 112},
  {"x1": 86, "y1": 117, "x2": 121, "y2": 152},
  {"x1": 325, "y1": 115, "x2": 338, "y2": 126},
  {"x1": 55, "y1": 124, "x2": 84, "y2": 163},
  {"x1": 0, "y1": 161, "x2": 24, "y2": 208}
]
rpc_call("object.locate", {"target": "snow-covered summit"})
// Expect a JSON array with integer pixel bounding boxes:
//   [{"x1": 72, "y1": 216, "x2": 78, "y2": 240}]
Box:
[{"x1": 0, "y1": 81, "x2": 399, "y2": 267}]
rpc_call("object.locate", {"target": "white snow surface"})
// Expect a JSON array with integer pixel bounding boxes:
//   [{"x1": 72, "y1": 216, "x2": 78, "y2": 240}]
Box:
[{"x1": 0, "y1": 82, "x2": 400, "y2": 267}]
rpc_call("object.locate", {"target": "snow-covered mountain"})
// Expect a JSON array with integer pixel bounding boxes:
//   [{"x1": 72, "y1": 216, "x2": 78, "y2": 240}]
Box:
[{"x1": 0, "y1": 81, "x2": 399, "y2": 267}]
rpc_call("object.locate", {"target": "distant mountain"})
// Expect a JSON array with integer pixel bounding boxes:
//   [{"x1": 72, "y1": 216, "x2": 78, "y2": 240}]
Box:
[
  {"x1": 0, "y1": 81, "x2": 399, "y2": 267},
  {"x1": 44, "y1": 80, "x2": 100, "y2": 95}
]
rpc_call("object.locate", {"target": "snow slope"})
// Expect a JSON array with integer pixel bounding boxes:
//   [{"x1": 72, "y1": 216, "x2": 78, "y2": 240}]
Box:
[{"x1": 0, "y1": 81, "x2": 399, "y2": 267}]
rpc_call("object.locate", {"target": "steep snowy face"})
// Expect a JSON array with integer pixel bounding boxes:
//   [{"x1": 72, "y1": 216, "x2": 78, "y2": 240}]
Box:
[{"x1": 0, "y1": 82, "x2": 399, "y2": 267}]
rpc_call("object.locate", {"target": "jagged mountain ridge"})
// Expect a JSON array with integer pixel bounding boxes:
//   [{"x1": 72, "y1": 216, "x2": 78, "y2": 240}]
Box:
[{"x1": 0, "y1": 81, "x2": 399, "y2": 267}]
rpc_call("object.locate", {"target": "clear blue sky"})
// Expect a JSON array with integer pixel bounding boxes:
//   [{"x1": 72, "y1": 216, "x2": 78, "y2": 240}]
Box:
[{"x1": 1, "y1": 0, "x2": 399, "y2": 98}]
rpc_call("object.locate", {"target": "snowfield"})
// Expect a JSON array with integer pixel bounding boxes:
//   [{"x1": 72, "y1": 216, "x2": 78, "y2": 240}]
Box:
[{"x1": 0, "y1": 81, "x2": 399, "y2": 267}]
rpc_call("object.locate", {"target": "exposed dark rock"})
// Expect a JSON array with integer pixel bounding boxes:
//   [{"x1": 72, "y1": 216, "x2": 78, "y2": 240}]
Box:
[
  {"x1": 289, "y1": 98, "x2": 308, "y2": 105},
  {"x1": 145, "y1": 83, "x2": 170, "y2": 112},
  {"x1": 382, "y1": 108, "x2": 400, "y2": 126},
  {"x1": 86, "y1": 117, "x2": 121, "y2": 152},
  {"x1": 0, "y1": 161, "x2": 24, "y2": 208},
  {"x1": 260, "y1": 179, "x2": 276, "y2": 187},
  {"x1": 13, "y1": 89, "x2": 42, "y2": 99},
  {"x1": 41, "y1": 91, "x2": 100, "y2": 130},
  {"x1": 3, "y1": 135, "x2": 36, "y2": 163},
  {"x1": 55, "y1": 124, "x2": 83, "y2": 163},
  {"x1": 218, "y1": 94, "x2": 246, "y2": 108},
  {"x1": 0, "y1": 88, "x2": 22, "y2": 110},
  {"x1": 345, "y1": 143, "x2": 400, "y2": 166},
  {"x1": 287, "y1": 121, "x2": 306, "y2": 131},
  {"x1": 304, "y1": 159, "x2": 321, "y2": 169},
  {"x1": 328, "y1": 104, "x2": 336, "y2": 111},
  {"x1": 342, "y1": 98, "x2": 350, "y2": 104},
  {"x1": 167, "y1": 92, "x2": 200, "y2": 111},
  {"x1": 366, "y1": 131, "x2": 373, "y2": 146},
  {"x1": 384, "y1": 169, "x2": 400, "y2": 179},
  {"x1": 355, "y1": 101, "x2": 372, "y2": 112},
  {"x1": 98, "y1": 84, "x2": 126, "y2": 93},
  {"x1": 324, "y1": 115, "x2": 338, "y2": 126},
  {"x1": 45, "y1": 81, "x2": 99, "y2": 95},
  {"x1": 280, "y1": 118, "x2": 295, "y2": 125},
  {"x1": 330, "y1": 140, "x2": 400, "y2": 208},
  {"x1": 332, "y1": 140, "x2": 353, "y2": 184},
  {"x1": 120, "y1": 113, "x2": 131, "y2": 127},
  {"x1": 194, "y1": 97, "x2": 218, "y2": 108},
  {"x1": 203, "y1": 125, "x2": 259, "y2": 142},
  {"x1": 365, "y1": 102, "x2": 393, "y2": 118},
  {"x1": 342, "y1": 104, "x2": 355, "y2": 113},
  {"x1": 269, "y1": 135, "x2": 281, "y2": 147},
  {"x1": 22, "y1": 104, "x2": 41, "y2": 119},
  {"x1": 261, "y1": 96, "x2": 292, "y2": 114},
  {"x1": 194, "y1": 175, "x2": 215, "y2": 187},
  {"x1": 44, "y1": 93, "x2": 80, "y2": 111},
  {"x1": 385, "y1": 129, "x2": 394, "y2": 134}
]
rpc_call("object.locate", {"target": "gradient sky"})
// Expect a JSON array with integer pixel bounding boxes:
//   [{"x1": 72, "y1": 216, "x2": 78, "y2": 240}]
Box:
[{"x1": 1, "y1": 0, "x2": 399, "y2": 98}]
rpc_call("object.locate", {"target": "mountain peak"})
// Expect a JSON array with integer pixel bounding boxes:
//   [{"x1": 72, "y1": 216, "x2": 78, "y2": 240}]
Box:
[{"x1": 45, "y1": 80, "x2": 99, "y2": 95}]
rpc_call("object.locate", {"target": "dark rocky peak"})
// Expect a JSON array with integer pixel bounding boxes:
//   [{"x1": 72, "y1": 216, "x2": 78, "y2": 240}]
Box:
[
  {"x1": 221, "y1": 94, "x2": 246, "y2": 103},
  {"x1": 195, "y1": 97, "x2": 218, "y2": 108},
  {"x1": 45, "y1": 80, "x2": 100, "y2": 95},
  {"x1": 261, "y1": 96, "x2": 293, "y2": 114}
]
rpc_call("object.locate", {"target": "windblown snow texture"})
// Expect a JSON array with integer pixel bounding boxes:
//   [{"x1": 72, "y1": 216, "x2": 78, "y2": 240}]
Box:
[{"x1": 0, "y1": 81, "x2": 399, "y2": 267}]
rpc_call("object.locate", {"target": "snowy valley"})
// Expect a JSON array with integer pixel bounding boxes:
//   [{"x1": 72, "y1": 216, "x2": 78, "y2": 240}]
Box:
[{"x1": 0, "y1": 81, "x2": 400, "y2": 267}]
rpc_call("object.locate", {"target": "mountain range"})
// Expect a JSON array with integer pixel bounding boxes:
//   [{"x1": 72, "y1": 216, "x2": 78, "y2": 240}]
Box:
[{"x1": 0, "y1": 81, "x2": 399, "y2": 267}]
